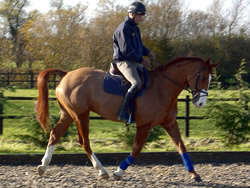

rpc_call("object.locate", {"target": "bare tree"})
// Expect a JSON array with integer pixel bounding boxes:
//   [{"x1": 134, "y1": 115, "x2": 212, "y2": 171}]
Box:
[
  {"x1": 185, "y1": 11, "x2": 210, "y2": 37},
  {"x1": 142, "y1": 0, "x2": 184, "y2": 40},
  {"x1": 207, "y1": 0, "x2": 227, "y2": 36},
  {"x1": 51, "y1": 0, "x2": 64, "y2": 10},
  {"x1": 228, "y1": 0, "x2": 249, "y2": 36},
  {"x1": 0, "y1": 0, "x2": 29, "y2": 68}
]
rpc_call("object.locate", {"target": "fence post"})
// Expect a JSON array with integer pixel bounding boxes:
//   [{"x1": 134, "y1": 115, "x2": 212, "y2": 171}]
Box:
[
  {"x1": 30, "y1": 71, "x2": 34, "y2": 89},
  {"x1": 7, "y1": 72, "x2": 10, "y2": 87},
  {"x1": 245, "y1": 101, "x2": 248, "y2": 111},
  {"x1": 185, "y1": 95, "x2": 190, "y2": 137},
  {"x1": 53, "y1": 74, "x2": 57, "y2": 89},
  {"x1": 0, "y1": 92, "x2": 3, "y2": 134}
]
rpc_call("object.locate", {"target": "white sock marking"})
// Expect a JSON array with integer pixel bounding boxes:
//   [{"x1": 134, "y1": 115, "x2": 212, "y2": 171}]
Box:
[
  {"x1": 114, "y1": 167, "x2": 124, "y2": 177},
  {"x1": 90, "y1": 152, "x2": 107, "y2": 176},
  {"x1": 41, "y1": 145, "x2": 55, "y2": 168}
]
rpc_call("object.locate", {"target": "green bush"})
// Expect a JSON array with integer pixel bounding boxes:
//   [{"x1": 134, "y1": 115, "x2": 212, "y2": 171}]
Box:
[
  {"x1": 206, "y1": 102, "x2": 249, "y2": 145},
  {"x1": 18, "y1": 113, "x2": 73, "y2": 148},
  {"x1": 116, "y1": 125, "x2": 165, "y2": 148},
  {"x1": 17, "y1": 114, "x2": 51, "y2": 147},
  {"x1": 205, "y1": 59, "x2": 250, "y2": 145}
]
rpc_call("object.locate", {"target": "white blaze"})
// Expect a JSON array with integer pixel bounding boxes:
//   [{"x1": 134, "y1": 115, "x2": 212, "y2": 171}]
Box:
[{"x1": 194, "y1": 74, "x2": 212, "y2": 108}]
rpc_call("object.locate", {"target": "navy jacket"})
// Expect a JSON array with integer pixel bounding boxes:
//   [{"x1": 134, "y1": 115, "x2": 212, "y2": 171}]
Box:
[{"x1": 113, "y1": 16, "x2": 149, "y2": 63}]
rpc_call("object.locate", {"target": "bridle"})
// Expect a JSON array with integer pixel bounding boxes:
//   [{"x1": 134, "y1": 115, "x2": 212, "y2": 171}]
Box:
[{"x1": 160, "y1": 61, "x2": 209, "y2": 97}]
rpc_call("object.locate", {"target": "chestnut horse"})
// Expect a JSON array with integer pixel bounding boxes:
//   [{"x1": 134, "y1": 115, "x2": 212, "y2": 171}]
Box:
[{"x1": 36, "y1": 57, "x2": 217, "y2": 181}]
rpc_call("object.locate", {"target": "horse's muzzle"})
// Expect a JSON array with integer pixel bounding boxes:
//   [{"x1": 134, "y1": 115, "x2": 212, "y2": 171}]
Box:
[
  {"x1": 191, "y1": 93, "x2": 200, "y2": 105},
  {"x1": 191, "y1": 90, "x2": 208, "y2": 108}
]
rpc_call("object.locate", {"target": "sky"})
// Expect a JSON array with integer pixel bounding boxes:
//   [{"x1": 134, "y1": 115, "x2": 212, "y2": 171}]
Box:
[
  {"x1": 27, "y1": 0, "x2": 232, "y2": 17},
  {"x1": 25, "y1": 0, "x2": 250, "y2": 23}
]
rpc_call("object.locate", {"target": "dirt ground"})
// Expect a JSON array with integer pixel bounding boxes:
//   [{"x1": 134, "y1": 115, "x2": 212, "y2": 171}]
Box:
[{"x1": 0, "y1": 163, "x2": 249, "y2": 188}]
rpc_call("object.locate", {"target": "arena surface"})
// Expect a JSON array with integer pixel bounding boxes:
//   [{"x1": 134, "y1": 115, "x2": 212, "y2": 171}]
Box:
[
  {"x1": 0, "y1": 152, "x2": 249, "y2": 187},
  {"x1": 0, "y1": 163, "x2": 249, "y2": 187}
]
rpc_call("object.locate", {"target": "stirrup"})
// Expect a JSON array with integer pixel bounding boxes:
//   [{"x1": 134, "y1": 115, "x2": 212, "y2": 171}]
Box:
[
  {"x1": 117, "y1": 113, "x2": 129, "y2": 123},
  {"x1": 126, "y1": 113, "x2": 135, "y2": 126}
]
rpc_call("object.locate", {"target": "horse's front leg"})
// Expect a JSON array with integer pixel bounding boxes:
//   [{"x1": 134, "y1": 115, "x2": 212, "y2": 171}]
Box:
[
  {"x1": 161, "y1": 120, "x2": 202, "y2": 182},
  {"x1": 113, "y1": 124, "x2": 151, "y2": 180}
]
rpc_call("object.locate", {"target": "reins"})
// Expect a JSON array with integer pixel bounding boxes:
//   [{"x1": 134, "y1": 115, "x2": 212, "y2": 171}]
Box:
[
  {"x1": 160, "y1": 71, "x2": 194, "y2": 94},
  {"x1": 156, "y1": 60, "x2": 208, "y2": 96}
]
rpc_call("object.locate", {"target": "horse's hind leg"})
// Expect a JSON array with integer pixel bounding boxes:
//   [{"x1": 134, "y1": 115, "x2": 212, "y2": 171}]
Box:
[
  {"x1": 161, "y1": 120, "x2": 201, "y2": 182},
  {"x1": 37, "y1": 111, "x2": 73, "y2": 176},
  {"x1": 75, "y1": 112, "x2": 109, "y2": 179}
]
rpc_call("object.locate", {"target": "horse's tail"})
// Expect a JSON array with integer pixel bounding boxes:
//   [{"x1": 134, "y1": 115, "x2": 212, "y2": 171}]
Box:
[{"x1": 36, "y1": 69, "x2": 67, "y2": 132}]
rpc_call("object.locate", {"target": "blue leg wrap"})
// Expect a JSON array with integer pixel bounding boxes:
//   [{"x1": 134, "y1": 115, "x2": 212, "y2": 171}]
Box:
[
  {"x1": 120, "y1": 155, "x2": 135, "y2": 170},
  {"x1": 181, "y1": 152, "x2": 194, "y2": 172}
]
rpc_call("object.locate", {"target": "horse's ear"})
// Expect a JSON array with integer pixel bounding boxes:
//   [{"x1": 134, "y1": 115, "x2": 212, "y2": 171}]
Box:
[
  {"x1": 210, "y1": 62, "x2": 219, "y2": 69},
  {"x1": 204, "y1": 58, "x2": 211, "y2": 68},
  {"x1": 204, "y1": 58, "x2": 219, "y2": 69}
]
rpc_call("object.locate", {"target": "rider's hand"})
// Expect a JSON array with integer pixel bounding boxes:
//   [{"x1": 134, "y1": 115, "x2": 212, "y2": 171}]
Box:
[
  {"x1": 148, "y1": 51, "x2": 156, "y2": 61},
  {"x1": 141, "y1": 58, "x2": 151, "y2": 67}
]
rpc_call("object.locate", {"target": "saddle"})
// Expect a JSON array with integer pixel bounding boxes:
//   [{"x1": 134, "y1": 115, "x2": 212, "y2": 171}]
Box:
[
  {"x1": 104, "y1": 63, "x2": 148, "y2": 97},
  {"x1": 104, "y1": 63, "x2": 148, "y2": 124}
]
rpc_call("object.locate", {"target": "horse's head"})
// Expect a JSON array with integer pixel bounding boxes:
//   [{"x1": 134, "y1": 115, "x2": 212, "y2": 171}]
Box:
[{"x1": 187, "y1": 58, "x2": 218, "y2": 108}]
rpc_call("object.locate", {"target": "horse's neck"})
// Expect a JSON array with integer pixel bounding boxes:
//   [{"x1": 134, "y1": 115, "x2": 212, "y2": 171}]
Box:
[
  {"x1": 154, "y1": 61, "x2": 201, "y2": 99},
  {"x1": 165, "y1": 60, "x2": 201, "y2": 82}
]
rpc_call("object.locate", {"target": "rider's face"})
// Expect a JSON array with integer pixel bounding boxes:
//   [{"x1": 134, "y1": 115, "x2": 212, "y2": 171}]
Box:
[
  {"x1": 129, "y1": 13, "x2": 144, "y2": 24},
  {"x1": 134, "y1": 14, "x2": 144, "y2": 24}
]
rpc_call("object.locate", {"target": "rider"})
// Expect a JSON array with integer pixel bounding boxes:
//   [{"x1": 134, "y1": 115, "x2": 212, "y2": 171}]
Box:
[{"x1": 113, "y1": 1, "x2": 156, "y2": 123}]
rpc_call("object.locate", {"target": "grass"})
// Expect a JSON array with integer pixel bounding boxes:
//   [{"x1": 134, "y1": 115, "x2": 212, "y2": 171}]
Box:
[{"x1": 0, "y1": 88, "x2": 249, "y2": 154}]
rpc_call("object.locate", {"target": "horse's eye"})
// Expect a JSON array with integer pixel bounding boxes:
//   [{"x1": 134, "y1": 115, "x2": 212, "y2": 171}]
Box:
[{"x1": 201, "y1": 77, "x2": 207, "y2": 81}]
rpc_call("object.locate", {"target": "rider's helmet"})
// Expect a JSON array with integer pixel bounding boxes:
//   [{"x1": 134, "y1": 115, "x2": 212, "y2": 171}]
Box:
[{"x1": 128, "y1": 1, "x2": 146, "y2": 15}]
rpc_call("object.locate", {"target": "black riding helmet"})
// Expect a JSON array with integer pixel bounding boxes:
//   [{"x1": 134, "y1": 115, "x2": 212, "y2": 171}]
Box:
[{"x1": 128, "y1": 1, "x2": 146, "y2": 15}]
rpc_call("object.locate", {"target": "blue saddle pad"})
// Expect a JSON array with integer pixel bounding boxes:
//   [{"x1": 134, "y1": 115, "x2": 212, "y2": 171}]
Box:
[{"x1": 104, "y1": 68, "x2": 148, "y2": 98}]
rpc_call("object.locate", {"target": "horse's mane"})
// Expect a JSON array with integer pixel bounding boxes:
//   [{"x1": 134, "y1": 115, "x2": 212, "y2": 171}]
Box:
[{"x1": 154, "y1": 56, "x2": 204, "y2": 72}]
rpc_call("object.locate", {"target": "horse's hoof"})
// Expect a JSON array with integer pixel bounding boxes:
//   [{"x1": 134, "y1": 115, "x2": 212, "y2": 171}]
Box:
[
  {"x1": 113, "y1": 172, "x2": 122, "y2": 180},
  {"x1": 98, "y1": 173, "x2": 109, "y2": 180},
  {"x1": 191, "y1": 174, "x2": 202, "y2": 182},
  {"x1": 37, "y1": 165, "x2": 45, "y2": 176}
]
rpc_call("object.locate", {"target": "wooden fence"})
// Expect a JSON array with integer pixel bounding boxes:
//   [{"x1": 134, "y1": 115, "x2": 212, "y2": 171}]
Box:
[
  {"x1": 1, "y1": 72, "x2": 250, "y2": 89},
  {"x1": 0, "y1": 95, "x2": 206, "y2": 137},
  {"x1": 0, "y1": 72, "x2": 58, "y2": 89},
  {"x1": 0, "y1": 95, "x2": 248, "y2": 137}
]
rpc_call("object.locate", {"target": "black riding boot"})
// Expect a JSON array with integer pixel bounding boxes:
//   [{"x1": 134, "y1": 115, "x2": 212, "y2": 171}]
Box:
[{"x1": 117, "y1": 85, "x2": 139, "y2": 123}]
